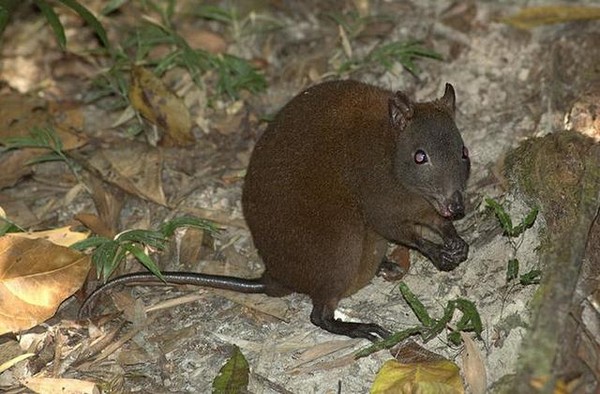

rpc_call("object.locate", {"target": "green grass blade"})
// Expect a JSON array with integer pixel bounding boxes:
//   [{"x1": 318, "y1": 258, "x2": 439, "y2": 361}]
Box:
[
  {"x1": 520, "y1": 269, "x2": 542, "y2": 285},
  {"x1": 485, "y1": 198, "x2": 514, "y2": 235},
  {"x1": 422, "y1": 301, "x2": 455, "y2": 342},
  {"x1": 122, "y1": 243, "x2": 165, "y2": 281},
  {"x1": 101, "y1": 0, "x2": 128, "y2": 15},
  {"x1": 58, "y1": 0, "x2": 110, "y2": 48},
  {"x1": 399, "y1": 282, "x2": 433, "y2": 327},
  {"x1": 511, "y1": 207, "x2": 539, "y2": 237},
  {"x1": 26, "y1": 152, "x2": 64, "y2": 165},
  {"x1": 454, "y1": 299, "x2": 483, "y2": 336},
  {"x1": 354, "y1": 327, "x2": 423, "y2": 358},
  {"x1": 91, "y1": 241, "x2": 120, "y2": 280},
  {"x1": 33, "y1": 0, "x2": 66, "y2": 49},
  {"x1": 194, "y1": 5, "x2": 235, "y2": 24},
  {"x1": 116, "y1": 229, "x2": 168, "y2": 250},
  {"x1": 506, "y1": 258, "x2": 519, "y2": 282},
  {"x1": 160, "y1": 216, "x2": 221, "y2": 237},
  {"x1": 0, "y1": 0, "x2": 19, "y2": 36},
  {"x1": 71, "y1": 236, "x2": 111, "y2": 251}
]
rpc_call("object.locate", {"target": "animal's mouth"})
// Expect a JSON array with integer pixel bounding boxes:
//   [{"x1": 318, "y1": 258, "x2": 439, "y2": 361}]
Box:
[{"x1": 428, "y1": 192, "x2": 465, "y2": 220}]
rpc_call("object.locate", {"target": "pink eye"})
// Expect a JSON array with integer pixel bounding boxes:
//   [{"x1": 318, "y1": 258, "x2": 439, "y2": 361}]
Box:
[
  {"x1": 414, "y1": 149, "x2": 428, "y2": 164},
  {"x1": 462, "y1": 146, "x2": 469, "y2": 159}
]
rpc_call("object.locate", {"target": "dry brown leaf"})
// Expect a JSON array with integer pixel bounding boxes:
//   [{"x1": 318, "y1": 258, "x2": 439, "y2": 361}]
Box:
[
  {"x1": 81, "y1": 172, "x2": 125, "y2": 236},
  {"x1": 0, "y1": 93, "x2": 48, "y2": 188},
  {"x1": 391, "y1": 339, "x2": 446, "y2": 364},
  {"x1": 22, "y1": 377, "x2": 100, "y2": 394},
  {"x1": 179, "y1": 227, "x2": 208, "y2": 266},
  {"x1": 179, "y1": 28, "x2": 228, "y2": 54},
  {"x1": 0, "y1": 93, "x2": 87, "y2": 189},
  {"x1": 0, "y1": 93, "x2": 48, "y2": 139},
  {"x1": 12, "y1": 226, "x2": 89, "y2": 247},
  {"x1": 0, "y1": 199, "x2": 39, "y2": 229},
  {"x1": 503, "y1": 6, "x2": 600, "y2": 29},
  {"x1": 0, "y1": 150, "x2": 35, "y2": 189},
  {"x1": 129, "y1": 65, "x2": 194, "y2": 147},
  {"x1": 0, "y1": 235, "x2": 91, "y2": 334},
  {"x1": 74, "y1": 213, "x2": 115, "y2": 238},
  {"x1": 48, "y1": 101, "x2": 85, "y2": 133},
  {"x1": 88, "y1": 144, "x2": 167, "y2": 206},
  {"x1": 88, "y1": 313, "x2": 158, "y2": 367},
  {"x1": 0, "y1": 352, "x2": 36, "y2": 373},
  {"x1": 460, "y1": 332, "x2": 487, "y2": 394},
  {"x1": 74, "y1": 324, "x2": 124, "y2": 366},
  {"x1": 0, "y1": 338, "x2": 33, "y2": 373},
  {"x1": 0, "y1": 93, "x2": 87, "y2": 150},
  {"x1": 371, "y1": 359, "x2": 465, "y2": 394}
]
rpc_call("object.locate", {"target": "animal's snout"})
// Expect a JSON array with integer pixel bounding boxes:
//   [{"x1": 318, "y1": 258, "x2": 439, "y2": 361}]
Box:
[{"x1": 445, "y1": 191, "x2": 465, "y2": 220}]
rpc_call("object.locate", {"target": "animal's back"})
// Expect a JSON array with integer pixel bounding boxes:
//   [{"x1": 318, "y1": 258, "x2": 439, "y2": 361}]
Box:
[{"x1": 242, "y1": 80, "x2": 393, "y2": 299}]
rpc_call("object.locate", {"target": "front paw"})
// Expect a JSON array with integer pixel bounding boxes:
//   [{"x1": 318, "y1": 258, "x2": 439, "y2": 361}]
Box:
[
  {"x1": 444, "y1": 237, "x2": 469, "y2": 263},
  {"x1": 432, "y1": 237, "x2": 469, "y2": 271}
]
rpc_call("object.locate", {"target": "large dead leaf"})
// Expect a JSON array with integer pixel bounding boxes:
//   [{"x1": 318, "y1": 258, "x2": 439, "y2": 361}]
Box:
[
  {"x1": 129, "y1": 65, "x2": 194, "y2": 147},
  {"x1": 0, "y1": 235, "x2": 91, "y2": 334},
  {"x1": 0, "y1": 93, "x2": 48, "y2": 139},
  {"x1": 503, "y1": 6, "x2": 600, "y2": 29},
  {"x1": 87, "y1": 143, "x2": 167, "y2": 205},
  {"x1": 11, "y1": 226, "x2": 90, "y2": 247},
  {"x1": 0, "y1": 92, "x2": 87, "y2": 149},
  {"x1": 0, "y1": 93, "x2": 88, "y2": 189},
  {"x1": 371, "y1": 359, "x2": 465, "y2": 394}
]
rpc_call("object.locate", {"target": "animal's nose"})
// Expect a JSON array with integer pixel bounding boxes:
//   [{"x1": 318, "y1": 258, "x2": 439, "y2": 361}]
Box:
[{"x1": 447, "y1": 191, "x2": 465, "y2": 220}]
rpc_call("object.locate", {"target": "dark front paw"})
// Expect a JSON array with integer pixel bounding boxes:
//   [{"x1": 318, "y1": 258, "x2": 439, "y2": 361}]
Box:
[
  {"x1": 435, "y1": 237, "x2": 469, "y2": 271},
  {"x1": 416, "y1": 237, "x2": 469, "y2": 271}
]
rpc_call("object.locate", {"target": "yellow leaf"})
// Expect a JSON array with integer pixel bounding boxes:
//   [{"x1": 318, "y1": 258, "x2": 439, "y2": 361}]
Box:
[
  {"x1": 128, "y1": 65, "x2": 194, "y2": 147},
  {"x1": 371, "y1": 359, "x2": 465, "y2": 394},
  {"x1": 0, "y1": 235, "x2": 91, "y2": 334},
  {"x1": 503, "y1": 6, "x2": 600, "y2": 30}
]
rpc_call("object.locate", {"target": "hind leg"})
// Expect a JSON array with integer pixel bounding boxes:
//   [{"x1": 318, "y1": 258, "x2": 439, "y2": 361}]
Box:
[{"x1": 309, "y1": 298, "x2": 390, "y2": 342}]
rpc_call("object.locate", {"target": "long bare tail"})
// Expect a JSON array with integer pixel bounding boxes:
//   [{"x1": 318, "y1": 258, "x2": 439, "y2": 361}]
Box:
[{"x1": 78, "y1": 272, "x2": 266, "y2": 318}]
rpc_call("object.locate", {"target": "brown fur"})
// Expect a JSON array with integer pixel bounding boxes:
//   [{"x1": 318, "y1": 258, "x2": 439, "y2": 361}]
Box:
[
  {"x1": 242, "y1": 80, "x2": 470, "y2": 340},
  {"x1": 81, "y1": 80, "x2": 469, "y2": 341}
]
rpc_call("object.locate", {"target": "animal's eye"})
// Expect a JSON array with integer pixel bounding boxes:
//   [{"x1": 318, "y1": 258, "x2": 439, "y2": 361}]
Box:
[
  {"x1": 414, "y1": 149, "x2": 428, "y2": 164},
  {"x1": 462, "y1": 146, "x2": 469, "y2": 159}
]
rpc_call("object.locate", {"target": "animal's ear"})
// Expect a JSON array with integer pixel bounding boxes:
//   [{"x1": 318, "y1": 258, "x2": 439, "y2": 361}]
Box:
[
  {"x1": 389, "y1": 91, "x2": 414, "y2": 130},
  {"x1": 439, "y1": 83, "x2": 456, "y2": 115}
]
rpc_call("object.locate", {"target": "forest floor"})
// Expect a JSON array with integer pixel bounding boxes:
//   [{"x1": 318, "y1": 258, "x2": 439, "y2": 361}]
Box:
[{"x1": 0, "y1": 0, "x2": 599, "y2": 393}]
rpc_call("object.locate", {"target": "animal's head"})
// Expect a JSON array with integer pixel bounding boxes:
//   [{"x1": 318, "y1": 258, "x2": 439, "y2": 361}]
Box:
[{"x1": 389, "y1": 84, "x2": 470, "y2": 220}]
